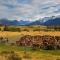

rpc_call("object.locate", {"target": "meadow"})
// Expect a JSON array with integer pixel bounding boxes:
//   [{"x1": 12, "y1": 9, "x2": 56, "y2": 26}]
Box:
[
  {"x1": 0, "y1": 45, "x2": 60, "y2": 60},
  {"x1": 0, "y1": 26, "x2": 60, "y2": 60}
]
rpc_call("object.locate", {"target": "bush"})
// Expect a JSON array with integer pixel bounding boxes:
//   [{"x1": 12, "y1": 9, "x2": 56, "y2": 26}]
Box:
[
  {"x1": 8, "y1": 51, "x2": 22, "y2": 60},
  {"x1": 23, "y1": 51, "x2": 31, "y2": 59},
  {"x1": 23, "y1": 29, "x2": 29, "y2": 32},
  {"x1": 32, "y1": 44, "x2": 40, "y2": 50},
  {"x1": 42, "y1": 44, "x2": 55, "y2": 50},
  {"x1": 0, "y1": 51, "x2": 22, "y2": 60},
  {"x1": 33, "y1": 29, "x2": 40, "y2": 31},
  {"x1": 4, "y1": 26, "x2": 21, "y2": 32}
]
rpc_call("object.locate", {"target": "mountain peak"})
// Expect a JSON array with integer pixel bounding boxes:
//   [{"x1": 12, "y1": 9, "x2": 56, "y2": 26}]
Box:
[
  {"x1": 0, "y1": 19, "x2": 31, "y2": 26},
  {"x1": 27, "y1": 16, "x2": 60, "y2": 26}
]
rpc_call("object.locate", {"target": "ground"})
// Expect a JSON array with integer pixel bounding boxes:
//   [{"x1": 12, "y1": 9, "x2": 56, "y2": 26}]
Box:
[
  {"x1": 0, "y1": 45, "x2": 60, "y2": 60},
  {"x1": 1, "y1": 31, "x2": 60, "y2": 40},
  {"x1": 0, "y1": 31, "x2": 60, "y2": 60}
]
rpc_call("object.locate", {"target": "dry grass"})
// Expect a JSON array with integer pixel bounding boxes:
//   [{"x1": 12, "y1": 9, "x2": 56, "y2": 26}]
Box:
[
  {"x1": 0, "y1": 31, "x2": 60, "y2": 37},
  {"x1": 0, "y1": 50, "x2": 59, "y2": 60},
  {"x1": 0, "y1": 31, "x2": 60, "y2": 60},
  {"x1": 13, "y1": 51, "x2": 60, "y2": 60},
  {"x1": 0, "y1": 31, "x2": 60, "y2": 41}
]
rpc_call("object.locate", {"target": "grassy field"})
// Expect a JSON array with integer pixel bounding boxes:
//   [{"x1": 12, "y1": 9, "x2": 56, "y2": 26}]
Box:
[
  {"x1": 0, "y1": 45, "x2": 60, "y2": 60},
  {"x1": 0, "y1": 27, "x2": 60, "y2": 60},
  {"x1": 1, "y1": 31, "x2": 60, "y2": 37},
  {"x1": 0, "y1": 31, "x2": 60, "y2": 45}
]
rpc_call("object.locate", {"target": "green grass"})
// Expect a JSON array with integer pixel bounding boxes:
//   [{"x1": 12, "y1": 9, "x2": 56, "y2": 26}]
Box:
[
  {"x1": 0, "y1": 45, "x2": 60, "y2": 56},
  {"x1": 0, "y1": 45, "x2": 60, "y2": 60},
  {"x1": 0, "y1": 45, "x2": 31, "y2": 51}
]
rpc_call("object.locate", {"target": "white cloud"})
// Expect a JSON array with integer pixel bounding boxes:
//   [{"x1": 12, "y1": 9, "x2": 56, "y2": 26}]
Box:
[{"x1": 0, "y1": 0, "x2": 60, "y2": 20}]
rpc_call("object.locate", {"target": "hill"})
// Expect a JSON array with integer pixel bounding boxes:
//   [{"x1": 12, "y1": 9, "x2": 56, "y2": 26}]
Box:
[
  {"x1": 27, "y1": 16, "x2": 60, "y2": 26},
  {"x1": 0, "y1": 19, "x2": 31, "y2": 26}
]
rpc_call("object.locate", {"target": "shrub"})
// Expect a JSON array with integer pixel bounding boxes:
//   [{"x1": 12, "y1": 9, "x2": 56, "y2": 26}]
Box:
[
  {"x1": 4, "y1": 26, "x2": 21, "y2": 32},
  {"x1": 23, "y1": 51, "x2": 31, "y2": 59},
  {"x1": 23, "y1": 29, "x2": 29, "y2": 32},
  {"x1": 42, "y1": 44, "x2": 55, "y2": 50},
  {"x1": 0, "y1": 51, "x2": 22, "y2": 60},
  {"x1": 33, "y1": 29, "x2": 40, "y2": 31},
  {"x1": 8, "y1": 51, "x2": 22, "y2": 60},
  {"x1": 32, "y1": 44, "x2": 40, "y2": 50}
]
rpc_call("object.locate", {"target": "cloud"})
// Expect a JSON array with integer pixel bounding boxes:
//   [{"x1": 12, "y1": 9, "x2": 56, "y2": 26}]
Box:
[{"x1": 0, "y1": 0, "x2": 60, "y2": 20}]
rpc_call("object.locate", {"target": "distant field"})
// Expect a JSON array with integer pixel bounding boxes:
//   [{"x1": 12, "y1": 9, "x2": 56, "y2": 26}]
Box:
[
  {"x1": 0, "y1": 31, "x2": 60, "y2": 43},
  {"x1": 0, "y1": 31, "x2": 60, "y2": 41},
  {"x1": 1, "y1": 31, "x2": 60, "y2": 36}
]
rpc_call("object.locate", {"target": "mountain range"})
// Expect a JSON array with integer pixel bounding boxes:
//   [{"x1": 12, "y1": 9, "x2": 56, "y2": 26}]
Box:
[
  {"x1": 27, "y1": 16, "x2": 60, "y2": 26},
  {"x1": 0, "y1": 16, "x2": 60, "y2": 26},
  {"x1": 0, "y1": 19, "x2": 31, "y2": 26}
]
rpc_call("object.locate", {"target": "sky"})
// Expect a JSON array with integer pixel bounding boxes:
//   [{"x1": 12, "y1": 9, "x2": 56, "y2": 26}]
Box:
[{"x1": 0, "y1": 0, "x2": 60, "y2": 21}]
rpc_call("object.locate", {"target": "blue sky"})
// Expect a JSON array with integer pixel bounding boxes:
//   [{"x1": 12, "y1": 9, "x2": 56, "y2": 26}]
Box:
[{"x1": 0, "y1": 0, "x2": 60, "y2": 21}]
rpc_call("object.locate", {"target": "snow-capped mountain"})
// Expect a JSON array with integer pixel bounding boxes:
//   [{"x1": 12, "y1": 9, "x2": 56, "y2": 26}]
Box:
[
  {"x1": 0, "y1": 19, "x2": 31, "y2": 26},
  {"x1": 27, "y1": 16, "x2": 60, "y2": 26}
]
